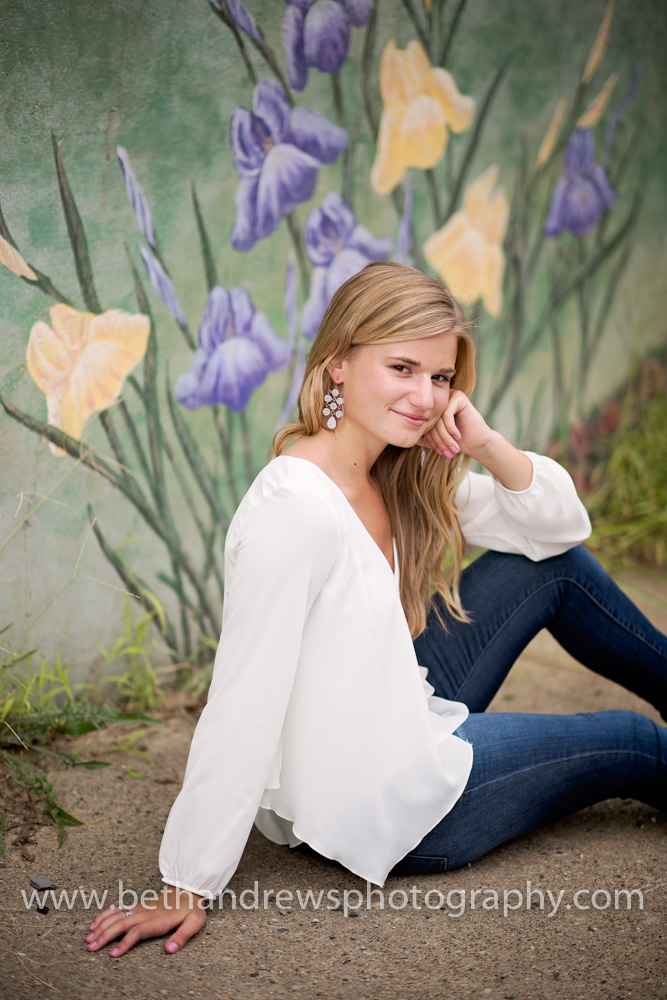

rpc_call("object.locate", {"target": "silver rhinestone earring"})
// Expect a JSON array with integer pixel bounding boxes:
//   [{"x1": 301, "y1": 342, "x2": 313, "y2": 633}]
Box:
[{"x1": 322, "y1": 386, "x2": 344, "y2": 430}]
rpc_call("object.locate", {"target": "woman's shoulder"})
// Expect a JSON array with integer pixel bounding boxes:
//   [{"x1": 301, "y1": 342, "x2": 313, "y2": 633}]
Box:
[{"x1": 227, "y1": 456, "x2": 342, "y2": 547}]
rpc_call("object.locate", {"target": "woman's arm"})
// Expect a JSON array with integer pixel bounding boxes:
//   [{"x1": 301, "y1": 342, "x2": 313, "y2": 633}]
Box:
[
  {"x1": 420, "y1": 391, "x2": 591, "y2": 559},
  {"x1": 419, "y1": 388, "x2": 532, "y2": 489},
  {"x1": 86, "y1": 485, "x2": 338, "y2": 956},
  {"x1": 159, "y1": 489, "x2": 337, "y2": 897},
  {"x1": 453, "y1": 455, "x2": 591, "y2": 559},
  {"x1": 464, "y1": 429, "x2": 533, "y2": 492}
]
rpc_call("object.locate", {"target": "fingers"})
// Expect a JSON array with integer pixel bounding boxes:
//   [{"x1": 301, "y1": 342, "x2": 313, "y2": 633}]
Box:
[
  {"x1": 420, "y1": 423, "x2": 461, "y2": 459},
  {"x1": 86, "y1": 908, "x2": 140, "y2": 951},
  {"x1": 85, "y1": 908, "x2": 161, "y2": 953},
  {"x1": 440, "y1": 400, "x2": 464, "y2": 445},
  {"x1": 87, "y1": 904, "x2": 135, "y2": 938},
  {"x1": 108, "y1": 923, "x2": 152, "y2": 958},
  {"x1": 86, "y1": 905, "x2": 160, "y2": 951},
  {"x1": 88, "y1": 903, "x2": 124, "y2": 930},
  {"x1": 164, "y1": 909, "x2": 207, "y2": 955},
  {"x1": 85, "y1": 900, "x2": 207, "y2": 957}
]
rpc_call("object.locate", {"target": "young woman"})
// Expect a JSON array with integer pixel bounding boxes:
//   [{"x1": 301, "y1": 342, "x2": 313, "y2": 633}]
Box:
[{"x1": 85, "y1": 262, "x2": 667, "y2": 957}]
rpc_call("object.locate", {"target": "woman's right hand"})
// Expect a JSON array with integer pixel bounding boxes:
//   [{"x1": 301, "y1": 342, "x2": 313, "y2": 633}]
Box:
[{"x1": 85, "y1": 886, "x2": 207, "y2": 957}]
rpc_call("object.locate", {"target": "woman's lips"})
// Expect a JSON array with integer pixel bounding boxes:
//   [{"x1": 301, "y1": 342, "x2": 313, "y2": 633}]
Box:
[{"x1": 392, "y1": 410, "x2": 427, "y2": 427}]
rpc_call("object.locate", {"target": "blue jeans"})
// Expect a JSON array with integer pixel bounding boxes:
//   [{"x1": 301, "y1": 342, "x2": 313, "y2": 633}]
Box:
[{"x1": 389, "y1": 545, "x2": 667, "y2": 875}]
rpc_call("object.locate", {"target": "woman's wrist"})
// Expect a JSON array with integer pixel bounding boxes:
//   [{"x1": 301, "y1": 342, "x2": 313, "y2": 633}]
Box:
[
  {"x1": 467, "y1": 430, "x2": 534, "y2": 492},
  {"x1": 161, "y1": 884, "x2": 208, "y2": 909}
]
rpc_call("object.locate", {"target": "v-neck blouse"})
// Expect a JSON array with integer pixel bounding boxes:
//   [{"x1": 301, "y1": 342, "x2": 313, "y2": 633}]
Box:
[
  {"x1": 159, "y1": 452, "x2": 592, "y2": 897},
  {"x1": 282, "y1": 456, "x2": 400, "y2": 578}
]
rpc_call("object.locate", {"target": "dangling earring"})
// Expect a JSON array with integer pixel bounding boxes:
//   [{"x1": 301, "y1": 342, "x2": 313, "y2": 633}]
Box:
[{"x1": 322, "y1": 385, "x2": 344, "y2": 430}]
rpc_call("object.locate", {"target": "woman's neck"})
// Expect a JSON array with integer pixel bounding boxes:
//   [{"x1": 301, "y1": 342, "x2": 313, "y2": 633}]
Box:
[{"x1": 285, "y1": 424, "x2": 385, "y2": 494}]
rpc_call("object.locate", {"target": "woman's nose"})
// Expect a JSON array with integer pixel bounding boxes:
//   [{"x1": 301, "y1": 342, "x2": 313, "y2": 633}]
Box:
[{"x1": 409, "y1": 376, "x2": 434, "y2": 410}]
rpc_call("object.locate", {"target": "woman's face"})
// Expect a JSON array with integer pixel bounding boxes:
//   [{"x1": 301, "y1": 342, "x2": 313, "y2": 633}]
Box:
[{"x1": 329, "y1": 332, "x2": 459, "y2": 451}]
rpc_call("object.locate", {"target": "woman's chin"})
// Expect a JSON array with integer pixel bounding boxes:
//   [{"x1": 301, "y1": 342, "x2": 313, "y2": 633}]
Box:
[{"x1": 382, "y1": 430, "x2": 428, "y2": 450}]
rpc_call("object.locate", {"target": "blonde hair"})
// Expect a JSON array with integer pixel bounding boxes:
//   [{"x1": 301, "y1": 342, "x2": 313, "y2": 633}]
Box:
[{"x1": 272, "y1": 261, "x2": 476, "y2": 638}]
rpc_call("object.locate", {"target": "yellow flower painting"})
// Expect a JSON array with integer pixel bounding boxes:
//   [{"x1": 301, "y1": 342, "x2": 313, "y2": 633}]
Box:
[
  {"x1": 370, "y1": 39, "x2": 475, "y2": 195},
  {"x1": 424, "y1": 166, "x2": 509, "y2": 317},
  {"x1": 26, "y1": 303, "x2": 150, "y2": 455}
]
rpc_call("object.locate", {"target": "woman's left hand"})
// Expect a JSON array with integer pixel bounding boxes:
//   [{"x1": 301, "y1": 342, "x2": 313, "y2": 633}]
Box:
[{"x1": 418, "y1": 390, "x2": 491, "y2": 459}]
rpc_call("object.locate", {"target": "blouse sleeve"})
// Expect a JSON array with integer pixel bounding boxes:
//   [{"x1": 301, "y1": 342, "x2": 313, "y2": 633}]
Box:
[
  {"x1": 455, "y1": 450, "x2": 591, "y2": 561},
  {"x1": 158, "y1": 487, "x2": 338, "y2": 898}
]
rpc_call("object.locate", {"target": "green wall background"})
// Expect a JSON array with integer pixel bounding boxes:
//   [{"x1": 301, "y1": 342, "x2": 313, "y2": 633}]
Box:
[{"x1": 1, "y1": 0, "x2": 665, "y2": 677}]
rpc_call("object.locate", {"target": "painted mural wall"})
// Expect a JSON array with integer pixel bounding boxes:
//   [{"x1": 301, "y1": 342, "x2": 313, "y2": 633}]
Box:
[{"x1": 1, "y1": 0, "x2": 665, "y2": 678}]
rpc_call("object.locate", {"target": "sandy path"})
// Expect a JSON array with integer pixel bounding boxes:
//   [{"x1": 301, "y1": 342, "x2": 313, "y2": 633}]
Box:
[{"x1": 1, "y1": 567, "x2": 665, "y2": 1000}]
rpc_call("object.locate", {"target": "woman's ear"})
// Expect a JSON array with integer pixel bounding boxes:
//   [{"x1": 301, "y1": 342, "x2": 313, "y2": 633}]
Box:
[{"x1": 326, "y1": 358, "x2": 344, "y2": 384}]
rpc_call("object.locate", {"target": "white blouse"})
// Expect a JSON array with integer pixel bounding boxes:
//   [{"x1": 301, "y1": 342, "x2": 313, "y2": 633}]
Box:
[{"x1": 159, "y1": 452, "x2": 591, "y2": 897}]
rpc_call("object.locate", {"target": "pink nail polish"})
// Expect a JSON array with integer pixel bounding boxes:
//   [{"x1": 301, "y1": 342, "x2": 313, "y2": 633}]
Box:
[
  {"x1": 444, "y1": 450, "x2": 453, "y2": 459},
  {"x1": 166, "y1": 942, "x2": 179, "y2": 953},
  {"x1": 110, "y1": 948, "x2": 119, "y2": 957},
  {"x1": 86, "y1": 933, "x2": 95, "y2": 941}
]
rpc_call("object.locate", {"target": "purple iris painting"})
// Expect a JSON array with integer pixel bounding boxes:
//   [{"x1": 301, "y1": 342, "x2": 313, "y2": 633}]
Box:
[
  {"x1": 283, "y1": 0, "x2": 374, "y2": 92},
  {"x1": 175, "y1": 285, "x2": 291, "y2": 411},
  {"x1": 230, "y1": 79, "x2": 348, "y2": 251},
  {"x1": 301, "y1": 192, "x2": 392, "y2": 340},
  {"x1": 544, "y1": 129, "x2": 616, "y2": 238}
]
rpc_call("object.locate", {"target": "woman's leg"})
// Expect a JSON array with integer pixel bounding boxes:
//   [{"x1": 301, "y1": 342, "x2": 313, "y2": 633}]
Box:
[
  {"x1": 413, "y1": 545, "x2": 667, "y2": 717},
  {"x1": 390, "y1": 708, "x2": 666, "y2": 875}
]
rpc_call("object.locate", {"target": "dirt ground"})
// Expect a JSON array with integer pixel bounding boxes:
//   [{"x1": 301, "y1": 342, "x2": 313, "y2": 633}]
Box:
[{"x1": 1, "y1": 566, "x2": 666, "y2": 1000}]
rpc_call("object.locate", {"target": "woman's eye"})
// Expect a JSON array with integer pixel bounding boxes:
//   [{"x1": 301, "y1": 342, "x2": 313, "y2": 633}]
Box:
[
  {"x1": 391, "y1": 365, "x2": 411, "y2": 373},
  {"x1": 433, "y1": 374, "x2": 452, "y2": 384}
]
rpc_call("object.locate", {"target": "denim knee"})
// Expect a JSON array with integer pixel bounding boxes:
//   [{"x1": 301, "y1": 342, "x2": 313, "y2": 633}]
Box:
[
  {"x1": 389, "y1": 853, "x2": 448, "y2": 877},
  {"x1": 538, "y1": 543, "x2": 596, "y2": 575}
]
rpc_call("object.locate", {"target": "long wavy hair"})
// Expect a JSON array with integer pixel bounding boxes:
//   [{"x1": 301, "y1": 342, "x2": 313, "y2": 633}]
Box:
[{"x1": 272, "y1": 261, "x2": 476, "y2": 638}]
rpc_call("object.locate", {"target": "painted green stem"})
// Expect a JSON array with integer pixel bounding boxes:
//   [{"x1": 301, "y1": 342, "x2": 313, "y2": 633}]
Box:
[
  {"x1": 239, "y1": 411, "x2": 254, "y2": 486},
  {"x1": 87, "y1": 504, "x2": 178, "y2": 655},
  {"x1": 439, "y1": 0, "x2": 471, "y2": 67},
  {"x1": 212, "y1": 407, "x2": 240, "y2": 508},
  {"x1": 360, "y1": 8, "x2": 379, "y2": 137},
  {"x1": 597, "y1": 118, "x2": 644, "y2": 249},
  {"x1": 425, "y1": 169, "x2": 442, "y2": 228},
  {"x1": 576, "y1": 237, "x2": 591, "y2": 406},
  {"x1": 1, "y1": 393, "x2": 219, "y2": 637},
  {"x1": 163, "y1": 438, "x2": 226, "y2": 606},
  {"x1": 166, "y1": 385, "x2": 230, "y2": 530},
  {"x1": 251, "y1": 33, "x2": 293, "y2": 102},
  {"x1": 1, "y1": 397, "x2": 151, "y2": 511},
  {"x1": 98, "y1": 410, "x2": 146, "y2": 498},
  {"x1": 157, "y1": 571, "x2": 207, "y2": 637},
  {"x1": 51, "y1": 133, "x2": 101, "y2": 314},
  {"x1": 127, "y1": 252, "x2": 201, "y2": 640},
  {"x1": 332, "y1": 74, "x2": 352, "y2": 206},
  {"x1": 399, "y1": 0, "x2": 429, "y2": 51},
  {"x1": 192, "y1": 183, "x2": 218, "y2": 293},
  {"x1": 170, "y1": 559, "x2": 193, "y2": 658},
  {"x1": 211, "y1": 3, "x2": 293, "y2": 103},
  {"x1": 117, "y1": 398, "x2": 153, "y2": 489},
  {"x1": 0, "y1": 199, "x2": 71, "y2": 304},
  {"x1": 582, "y1": 242, "x2": 633, "y2": 402},
  {"x1": 548, "y1": 302, "x2": 566, "y2": 444},
  {"x1": 285, "y1": 212, "x2": 310, "y2": 292},
  {"x1": 485, "y1": 185, "x2": 643, "y2": 421},
  {"x1": 210, "y1": 2, "x2": 257, "y2": 85},
  {"x1": 445, "y1": 50, "x2": 515, "y2": 220}
]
